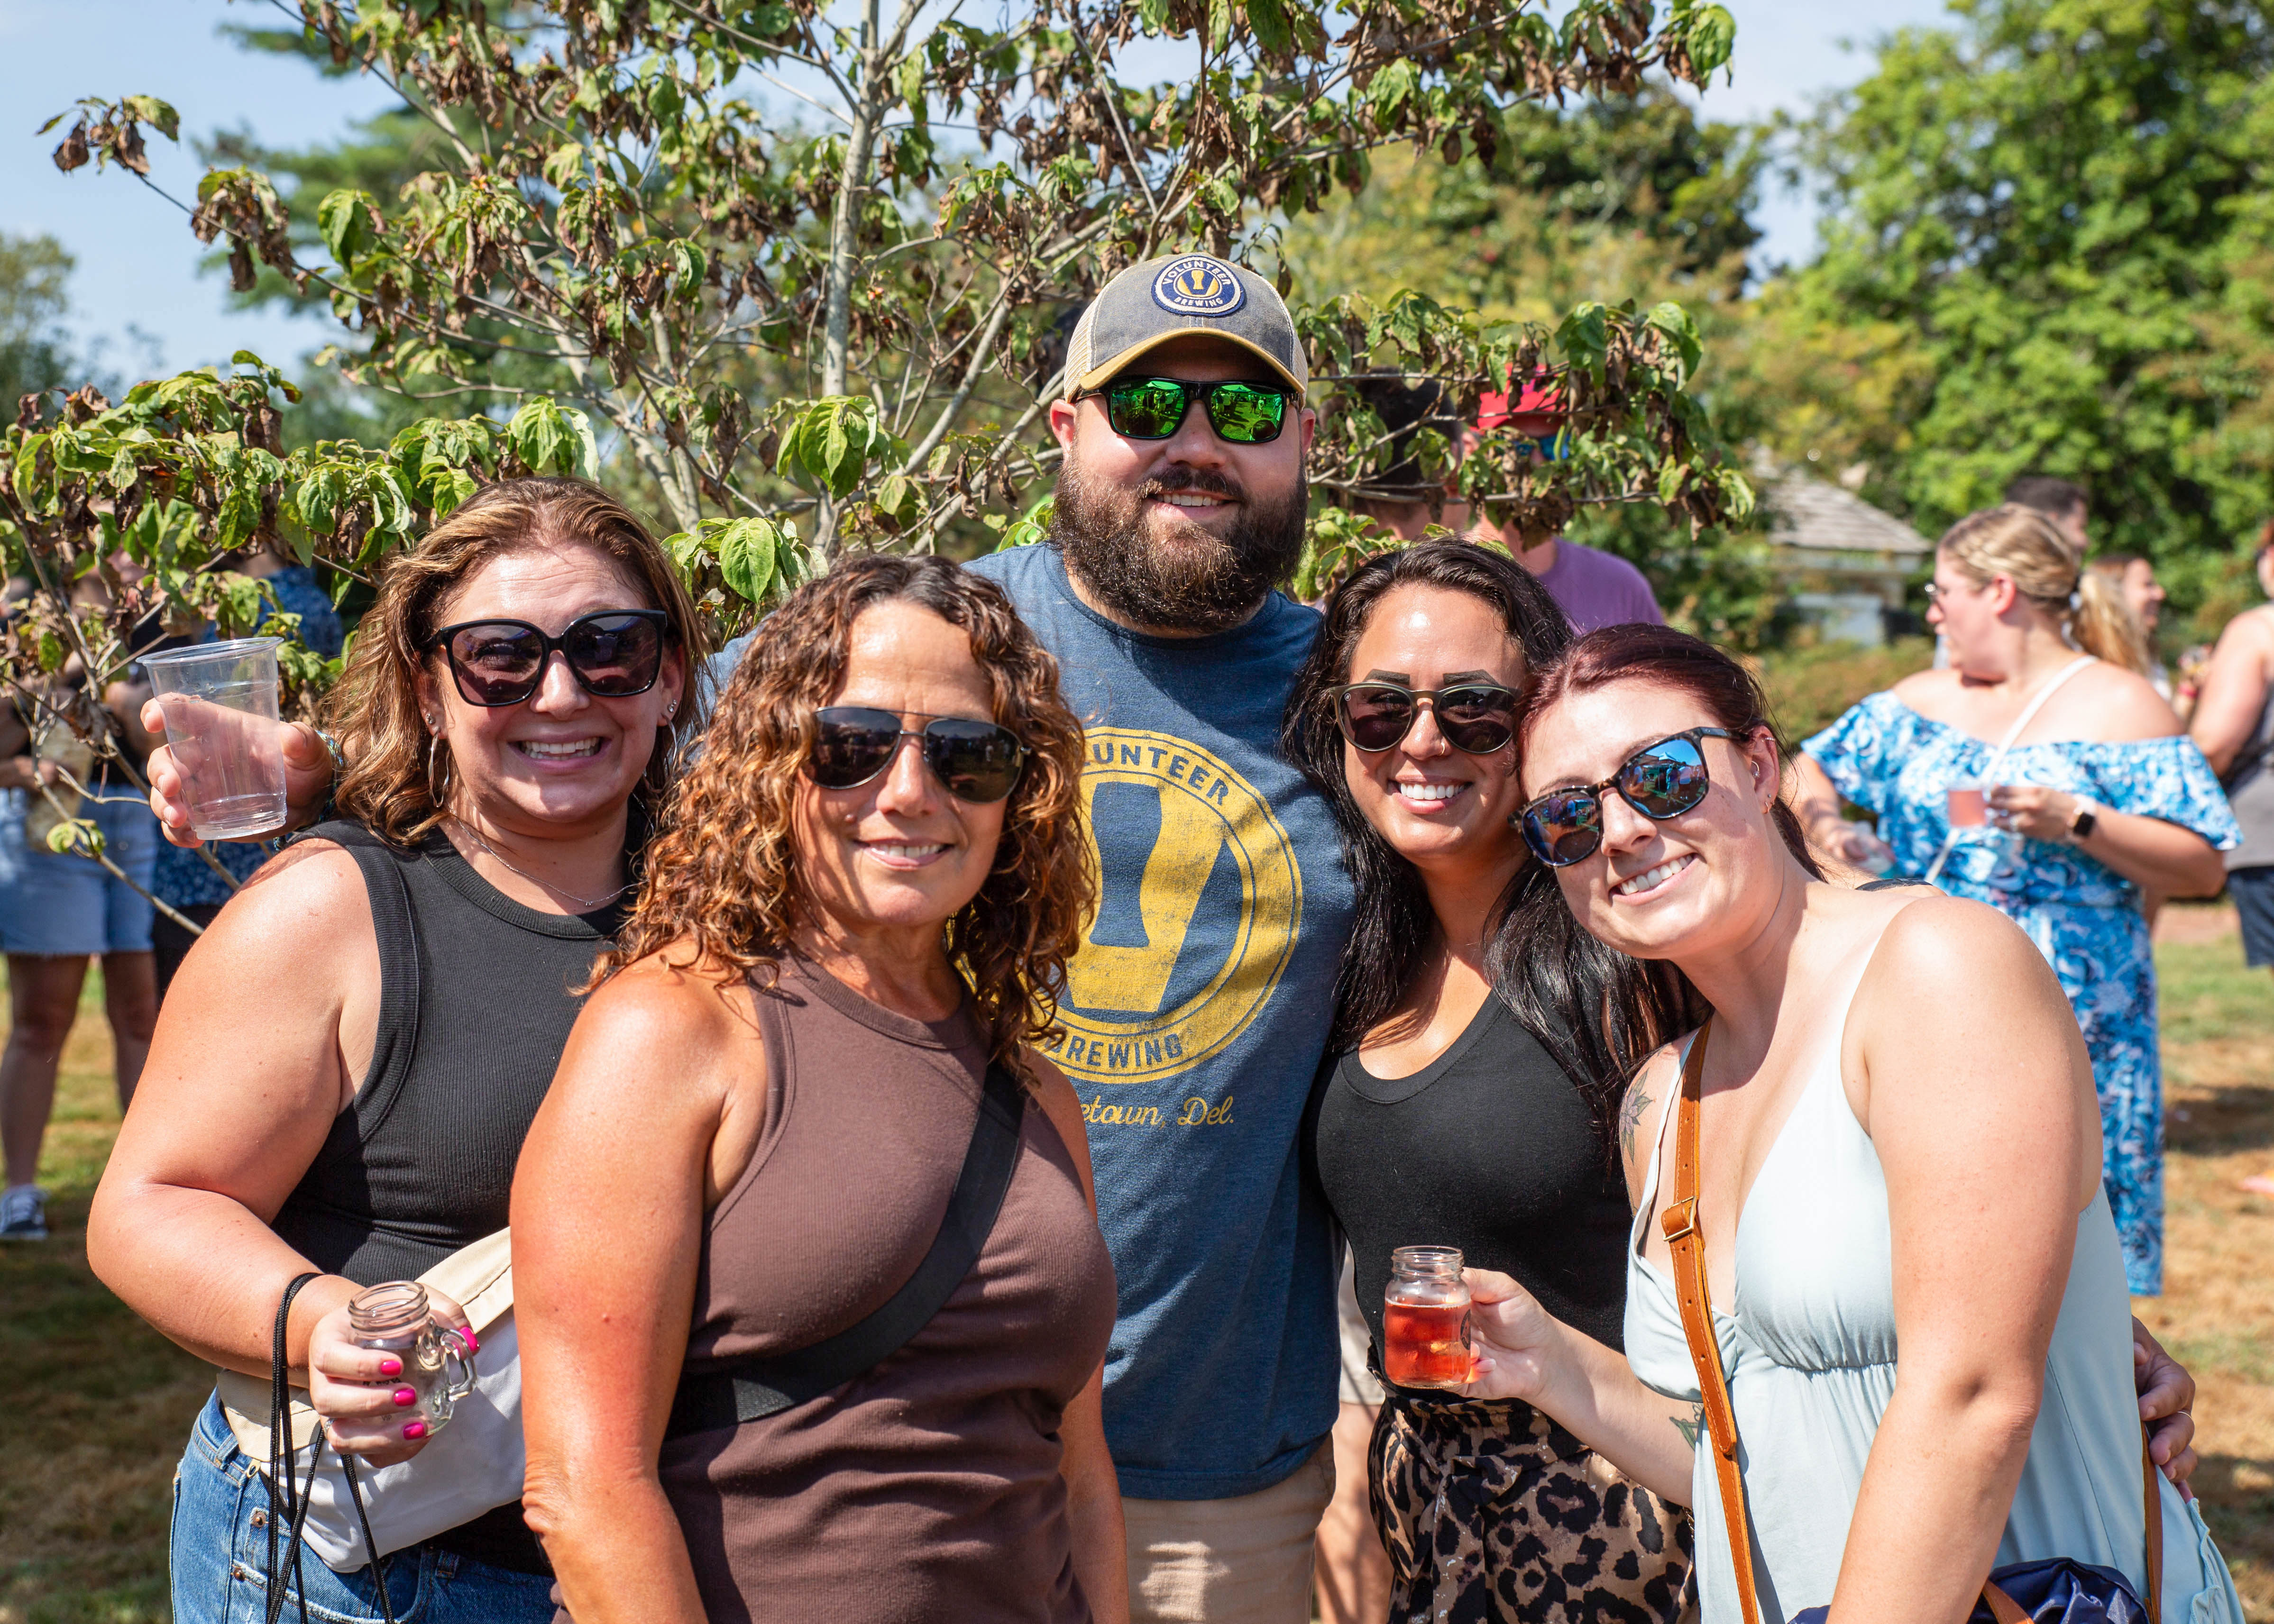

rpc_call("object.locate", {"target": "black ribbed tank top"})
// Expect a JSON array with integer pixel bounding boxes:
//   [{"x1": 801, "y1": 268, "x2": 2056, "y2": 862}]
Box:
[
  {"x1": 268, "y1": 818, "x2": 626, "y2": 1576},
  {"x1": 1311, "y1": 994, "x2": 1632, "y2": 1386},
  {"x1": 271, "y1": 820, "x2": 623, "y2": 1282}
]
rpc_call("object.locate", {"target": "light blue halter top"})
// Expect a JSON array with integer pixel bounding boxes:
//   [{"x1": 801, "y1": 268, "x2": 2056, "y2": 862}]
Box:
[{"x1": 1621, "y1": 963, "x2": 2241, "y2": 1624}]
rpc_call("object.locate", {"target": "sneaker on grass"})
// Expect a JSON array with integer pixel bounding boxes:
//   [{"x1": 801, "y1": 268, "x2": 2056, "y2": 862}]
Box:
[{"x1": 0, "y1": 1184, "x2": 48, "y2": 1241}]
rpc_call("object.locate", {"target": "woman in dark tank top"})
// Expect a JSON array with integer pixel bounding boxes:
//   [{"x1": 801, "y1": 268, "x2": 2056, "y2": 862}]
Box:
[
  {"x1": 1284, "y1": 541, "x2": 1695, "y2": 1622},
  {"x1": 90, "y1": 478, "x2": 707, "y2": 1623},
  {"x1": 513, "y1": 555, "x2": 1123, "y2": 1624}
]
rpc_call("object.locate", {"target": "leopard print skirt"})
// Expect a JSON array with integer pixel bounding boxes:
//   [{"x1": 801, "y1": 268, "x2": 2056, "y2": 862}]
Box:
[{"x1": 1370, "y1": 1389, "x2": 1696, "y2": 1624}]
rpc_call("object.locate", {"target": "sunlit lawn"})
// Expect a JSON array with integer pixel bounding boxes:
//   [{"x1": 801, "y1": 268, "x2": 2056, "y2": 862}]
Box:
[{"x1": 0, "y1": 916, "x2": 2268, "y2": 1620}]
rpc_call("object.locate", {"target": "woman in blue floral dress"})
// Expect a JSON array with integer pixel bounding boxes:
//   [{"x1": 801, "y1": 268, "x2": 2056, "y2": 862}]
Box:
[{"x1": 1795, "y1": 505, "x2": 2235, "y2": 1295}]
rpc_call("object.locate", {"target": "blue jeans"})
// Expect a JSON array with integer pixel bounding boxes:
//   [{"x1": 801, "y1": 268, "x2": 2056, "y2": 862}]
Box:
[{"x1": 172, "y1": 1394, "x2": 555, "y2": 1624}]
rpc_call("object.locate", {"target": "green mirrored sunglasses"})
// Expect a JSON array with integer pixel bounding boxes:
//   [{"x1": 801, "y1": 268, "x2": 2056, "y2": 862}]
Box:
[{"x1": 1075, "y1": 376, "x2": 1291, "y2": 445}]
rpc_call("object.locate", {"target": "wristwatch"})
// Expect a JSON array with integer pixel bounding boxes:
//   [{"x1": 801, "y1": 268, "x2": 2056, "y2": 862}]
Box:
[{"x1": 2069, "y1": 797, "x2": 2100, "y2": 842}]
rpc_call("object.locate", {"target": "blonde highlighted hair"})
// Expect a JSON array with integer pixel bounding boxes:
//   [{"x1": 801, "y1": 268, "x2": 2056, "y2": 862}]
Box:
[
  {"x1": 327, "y1": 477, "x2": 709, "y2": 845},
  {"x1": 601, "y1": 554, "x2": 1095, "y2": 1085},
  {"x1": 1936, "y1": 503, "x2": 2146, "y2": 673}
]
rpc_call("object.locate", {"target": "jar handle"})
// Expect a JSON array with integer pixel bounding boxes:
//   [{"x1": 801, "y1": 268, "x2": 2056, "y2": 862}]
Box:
[{"x1": 436, "y1": 1325, "x2": 477, "y2": 1407}]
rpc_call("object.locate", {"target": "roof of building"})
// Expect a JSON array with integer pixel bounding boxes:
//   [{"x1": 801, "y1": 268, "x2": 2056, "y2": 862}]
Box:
[{"x1": 1766, "y1": 472, "x2": 1931, "y2": 556}]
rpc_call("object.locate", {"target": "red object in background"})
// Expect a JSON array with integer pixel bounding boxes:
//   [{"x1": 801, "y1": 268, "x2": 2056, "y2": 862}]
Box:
[
  {"x1": 1476, "y1": 372, "x2": 1567, "y2": 434},
  {"x1": 1382, "y1": 1300, "x2": 1475, "y2": 1388}
]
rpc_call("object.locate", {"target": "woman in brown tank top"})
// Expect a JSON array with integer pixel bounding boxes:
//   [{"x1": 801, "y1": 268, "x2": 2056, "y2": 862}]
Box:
[{"x1": 513, "y1": 556, "x2": 1124, "y2": 1624}]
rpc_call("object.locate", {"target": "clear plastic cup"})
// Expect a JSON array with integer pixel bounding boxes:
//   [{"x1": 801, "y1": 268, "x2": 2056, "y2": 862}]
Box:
[
  {"x1": 1945, "y1": 780, "x2": 1988, "y2": 828},
  {"x1": 140, "y1": 638, "x2": 288, "y2": 839}
]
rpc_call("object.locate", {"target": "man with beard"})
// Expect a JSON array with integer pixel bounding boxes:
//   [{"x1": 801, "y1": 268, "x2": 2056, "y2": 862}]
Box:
[{"x1": 968, "y1": 254, "x2": 1355, "y2": 1624}]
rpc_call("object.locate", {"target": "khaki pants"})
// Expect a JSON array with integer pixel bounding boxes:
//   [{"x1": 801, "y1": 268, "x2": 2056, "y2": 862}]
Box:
[{"x1": 1123, "y1": 1442, "x2": 1336, "y2": 1624}]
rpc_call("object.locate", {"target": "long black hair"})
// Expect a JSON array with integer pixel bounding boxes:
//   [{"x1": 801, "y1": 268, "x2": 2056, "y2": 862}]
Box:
[
  {"x1": 1490, "y1": 624, "x2": 1826, "y2": 1137},
  {"x1": 1281, "y1": 539, "x2": 1572, "y2": 1056}
]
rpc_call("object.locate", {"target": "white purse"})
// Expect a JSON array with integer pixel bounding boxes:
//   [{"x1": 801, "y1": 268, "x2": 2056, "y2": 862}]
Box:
[{"x1": 217, "y1": 1228, "x2": 528, "y2": 1571}]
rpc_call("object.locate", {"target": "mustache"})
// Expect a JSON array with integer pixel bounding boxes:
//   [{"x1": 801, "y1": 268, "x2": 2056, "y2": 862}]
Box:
[{"x1": 1137, "y1": 465, "x2": 1245, "y2": 504}]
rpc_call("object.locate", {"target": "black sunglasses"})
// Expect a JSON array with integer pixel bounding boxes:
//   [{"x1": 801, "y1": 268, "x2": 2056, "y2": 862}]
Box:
[
  {"x1": 1518, "y1": 727, "x2": 1738, "y2": 868},
  {"x1": 1334, "y1": 682, "x2": 1520, "y2": 755},
  {"x1": 808, "y1": 707, "x2": 1027, "y2": 804},
  {"x1": 428, "y1": 610, "x2": 671, "y2": 708},
  {"x1": 1074, "y1": 376, "x2": 1291, "y2": 445}
]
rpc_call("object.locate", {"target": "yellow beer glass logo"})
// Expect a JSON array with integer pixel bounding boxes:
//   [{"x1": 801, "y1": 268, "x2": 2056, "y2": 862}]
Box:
[
  {"x1": 1150, "y1": 255, "x2": 1247, "y2": 317},
  {"x1": 1053, "y1": 728, "x2": 1300, "y2": 1083}
]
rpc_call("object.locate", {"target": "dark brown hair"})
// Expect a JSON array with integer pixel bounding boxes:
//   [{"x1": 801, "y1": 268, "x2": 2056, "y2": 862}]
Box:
[
  {"x1": 328, "y1": 477, "x2": 707, "y2": 844},
  {"x1": 2004, "y1": 473, "x2": 2088, "y2": 520},
  {"x1": 1494, "y1": 624, "x2": 1824, "y2": 1127},
  {"x1": 1282, "y1": 539, "x2": 1573, "y2": 1054},
  {"x1": 601, "y1": 554, "x2": 1094, "y2": 1084}
]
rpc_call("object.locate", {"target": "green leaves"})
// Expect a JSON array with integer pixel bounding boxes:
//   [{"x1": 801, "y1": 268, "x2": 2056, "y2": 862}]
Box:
[
  {"x1": 1368, "y1": 61, "x2": 1418, "y2": 134},
  {"x1": 664, "y1": 515, "x2": 799, "y2": 606},
  {"x1": 1673, "y1": 1, "x2": 1737, "y2": 80},
  {"x1": 777, "y1": 397, "x2": 891, "y2": 501},
  {"x1": 317, "y1": 189, "x2": 383, "y2": 273},
  {"x1": 505, "y1": 398, "x2": 599, "y2": 480}
]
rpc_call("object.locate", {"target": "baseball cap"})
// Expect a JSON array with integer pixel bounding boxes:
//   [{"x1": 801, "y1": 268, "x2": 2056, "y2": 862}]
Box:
[{"x1": 1062, "y1": 254, "x2": 1309, "y2": 401}]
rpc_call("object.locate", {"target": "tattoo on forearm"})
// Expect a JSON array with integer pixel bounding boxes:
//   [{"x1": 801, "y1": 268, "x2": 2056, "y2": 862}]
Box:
[
  {"x1": 1672, "y1": 1408, "x2": 1702, "y2": 1449},
  {"x1": 1621, "y1": 1083, "x2": 1653, "y2": 1160}
]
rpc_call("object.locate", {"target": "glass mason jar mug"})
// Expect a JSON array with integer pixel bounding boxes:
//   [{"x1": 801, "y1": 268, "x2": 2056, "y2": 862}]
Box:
[
  {"x1": 1381, "y1": 1245, "x2": 1476, "y2": 1390},
  {"x1": 349, "y1": 1281, "x2": 477, "y2": 1434}
]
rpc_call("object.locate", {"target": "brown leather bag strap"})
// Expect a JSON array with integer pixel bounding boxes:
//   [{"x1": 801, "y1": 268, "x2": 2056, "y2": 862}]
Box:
[
  {"x1": 2142, "y1": 1419, "x2": 2163, "y2": 1624},
  {"x1": 1658, "y1": 1020, "x2": 1767, "y2": 1624}
]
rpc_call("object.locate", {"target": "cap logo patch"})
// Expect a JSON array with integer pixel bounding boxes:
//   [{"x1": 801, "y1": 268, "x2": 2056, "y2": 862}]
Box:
[{"x1": 1152, "y1": 255, "x2": 1246, "y2": 317}]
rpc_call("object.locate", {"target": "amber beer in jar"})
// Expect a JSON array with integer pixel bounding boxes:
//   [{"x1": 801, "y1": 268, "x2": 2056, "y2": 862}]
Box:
[{"x1": 1382, "y1": 1245, "x2": 1474, "y2": 1389}]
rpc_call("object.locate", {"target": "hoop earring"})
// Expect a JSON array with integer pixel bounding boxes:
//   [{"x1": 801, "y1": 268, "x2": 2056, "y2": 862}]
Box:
[{"x1": 427, "y1": 734, "x2": 454, "y2": 808}]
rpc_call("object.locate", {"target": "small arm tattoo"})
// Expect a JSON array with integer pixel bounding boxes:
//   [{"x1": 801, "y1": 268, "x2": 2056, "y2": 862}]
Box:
[
  {"x1": 1620, "y1": 1081, "x2": 1654, "y2": 1160},
  {"x1": 1672, "y1": 1408, "x2": 1703, "y2": 1449}
]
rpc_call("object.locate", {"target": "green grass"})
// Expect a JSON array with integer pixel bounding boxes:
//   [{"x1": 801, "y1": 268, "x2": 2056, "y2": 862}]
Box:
[
  {"x1": 2160, "y1": 935, "x2": 2273, "y2": 1048},
  {"x1": 0, "y1": 967, "x2": 207, "y2": 1624}
]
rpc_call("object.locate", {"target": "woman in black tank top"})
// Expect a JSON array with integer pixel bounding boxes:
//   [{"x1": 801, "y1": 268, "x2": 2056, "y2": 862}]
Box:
[
  {"x1": 1283, "y1": 541, "x2": 1697, "y2": 1622},
  {"x1": 89, "y1": 479, "x2": 706, "y2": 1624}
]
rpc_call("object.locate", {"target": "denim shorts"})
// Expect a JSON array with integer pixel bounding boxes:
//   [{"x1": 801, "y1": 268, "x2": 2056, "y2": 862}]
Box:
[
  {"x1": 171, "y1": 1393, "x2": 556, "y2": 1624},
  {"x1": 2233, "y1": 865, "x2": 2274, "y2": 968},
  {"x1": 0, "y1": 788, "x2": 158, "y2": 955}
]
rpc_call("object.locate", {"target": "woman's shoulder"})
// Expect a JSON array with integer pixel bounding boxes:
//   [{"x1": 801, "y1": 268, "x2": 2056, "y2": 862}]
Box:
[
  {"x1": 1886, "y1": 667, "x2": 1961, "y2": 715},
  {"x1": 209, "y1": 837, "x2": 370, "y2": 939},
  {"x1": 579, "y1": 944, "x2": 759, "y2": 1045},
  {"x1": 1857, "y1": 890, "x2": 2059, "y2": 1013},
  {"x1": 2043, "y1": 661, "x2": 2182, "y2": 744}
]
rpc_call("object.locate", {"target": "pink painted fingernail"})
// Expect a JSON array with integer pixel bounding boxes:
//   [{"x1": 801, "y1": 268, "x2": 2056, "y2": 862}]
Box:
[
  {"x1": 378, "y1": 1357, "x2": 402, "y2": 1377},
  {"x1": 403, "y1": 1421, "x2": 427, "y2": 1440},
  {"x1": 392, "y1": 1387, "x2": 417, "y2": 1407},
  {"x1": 462, "y1": 1329, "x2": 479, "y2": 1355}
]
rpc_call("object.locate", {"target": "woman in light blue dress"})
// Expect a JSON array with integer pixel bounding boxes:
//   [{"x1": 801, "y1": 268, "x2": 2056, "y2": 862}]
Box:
[
  {"x1": 1793, "y1": 505, "x2": 2235, "y2": 1295},
  {"x1": 1450, "y1": 624, "x2": 2238, "y2": 1624}
]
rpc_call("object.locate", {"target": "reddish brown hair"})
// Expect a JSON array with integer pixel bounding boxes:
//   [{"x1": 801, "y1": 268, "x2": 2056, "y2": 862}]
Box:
[{"x1": 600, "y1": 554, "x2": 1094, "y2": 1083}]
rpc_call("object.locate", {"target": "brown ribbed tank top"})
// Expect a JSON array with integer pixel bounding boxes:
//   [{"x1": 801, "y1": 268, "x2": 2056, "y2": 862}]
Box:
[{"x1": 660, "y1": 955, "x2": 1117, "y2": 1624}]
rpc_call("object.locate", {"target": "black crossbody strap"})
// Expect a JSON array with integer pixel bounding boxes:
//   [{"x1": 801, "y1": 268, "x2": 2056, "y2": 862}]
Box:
[{"x1": 665, "y1": 1061, "x2": 1027, "y2": 1440}]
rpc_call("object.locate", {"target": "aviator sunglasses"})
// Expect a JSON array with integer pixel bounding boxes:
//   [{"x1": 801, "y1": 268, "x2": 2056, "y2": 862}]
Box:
[
  {"x1": 1074, "y1": 376, "x2": 1292, "y2": 445},
  {"x1": 1518, "y1": 727, "x2": 1737, "y2": 867},
  {"x1": 807, "y1": 707, "x2": 1027, "y2": 804},
  {"x1": 1334, "y1": 681, "x2": 1521, "y2": 756},
  {"x1": 428, "y1": 610, "x2": 670, "y2": 708}
]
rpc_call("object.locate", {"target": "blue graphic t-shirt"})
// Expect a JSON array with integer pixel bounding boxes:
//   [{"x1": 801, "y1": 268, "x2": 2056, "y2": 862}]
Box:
[{"x1": 968, "y1": 544, "x2": 1351, "y2": 1500}]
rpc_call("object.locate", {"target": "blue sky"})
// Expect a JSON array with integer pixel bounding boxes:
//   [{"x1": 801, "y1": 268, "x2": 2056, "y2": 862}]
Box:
[{"x1": 0, "y1": 0, "x2": 1955, "y2": 379}]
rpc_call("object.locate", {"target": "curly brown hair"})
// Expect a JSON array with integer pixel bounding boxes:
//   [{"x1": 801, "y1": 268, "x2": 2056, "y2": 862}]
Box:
[
  {"x1": 603, "y1": 554, "x2": 1094, "y2": 1084},
  {"x1": 327, "y1": 477, "x2": 708, "y2": 846}
]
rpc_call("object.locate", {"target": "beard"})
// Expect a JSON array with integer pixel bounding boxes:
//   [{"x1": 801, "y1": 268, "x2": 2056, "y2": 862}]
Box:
[{"x1": 1049, "y1": 458, "x2": 1309, "y2": 634}]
